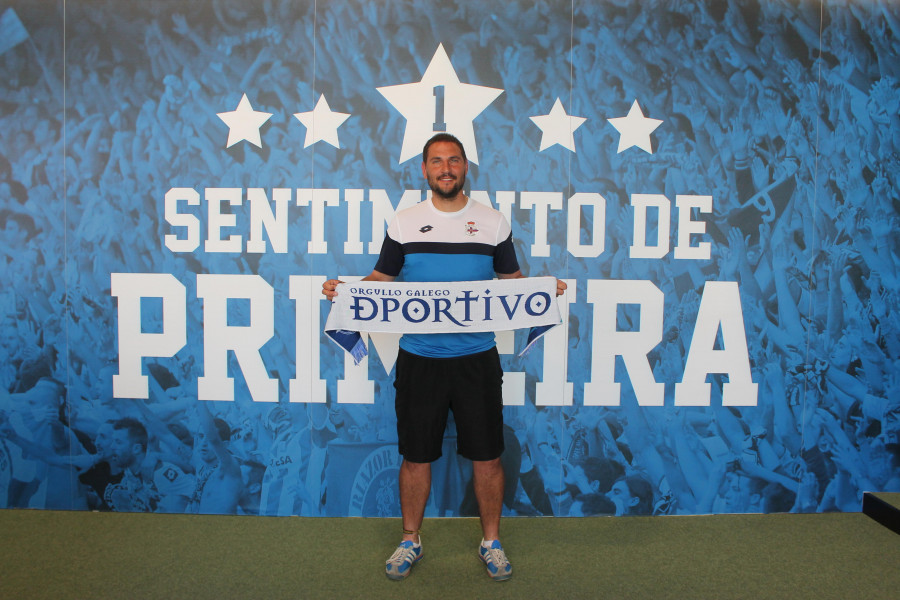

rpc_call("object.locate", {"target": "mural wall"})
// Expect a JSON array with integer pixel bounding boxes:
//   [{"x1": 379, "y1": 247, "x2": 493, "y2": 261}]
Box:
[{"x1": 1, "y1": 0, "x2": 898, "y2": 517}]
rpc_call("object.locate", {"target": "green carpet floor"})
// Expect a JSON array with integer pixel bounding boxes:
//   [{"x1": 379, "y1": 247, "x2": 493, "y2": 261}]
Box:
[{"x1": 1, "y1": 509, "x2": 898, "y2": 599}]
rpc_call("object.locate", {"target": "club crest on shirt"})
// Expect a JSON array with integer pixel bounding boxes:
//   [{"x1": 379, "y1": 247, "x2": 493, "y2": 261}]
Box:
[{"x1": 464, "y1": 221, "x2": 478, "y2": 236}]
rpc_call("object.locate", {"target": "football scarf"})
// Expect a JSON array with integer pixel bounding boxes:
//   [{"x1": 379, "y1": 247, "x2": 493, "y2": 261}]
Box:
[{"x1": 325, "y1": 276, "x2": 561, "y2": 364}]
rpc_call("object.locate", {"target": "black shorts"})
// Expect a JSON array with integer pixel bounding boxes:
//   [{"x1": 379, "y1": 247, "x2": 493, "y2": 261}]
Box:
[{"x1": 394, "y1": 347, "x2": 505, "y2": 463}]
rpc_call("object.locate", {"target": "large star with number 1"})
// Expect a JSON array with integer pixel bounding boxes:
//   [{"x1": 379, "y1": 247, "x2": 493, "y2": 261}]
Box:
[
  {"x1": 377, "y1": 44, "x2": 503, "y2": 164},
  {"x1": 293, "y1": 94, "x2": 351, "y2": 149},
  {"x1": 530, "y1": 98, "x2": 587, "y2": 152},
  {"x1": 217, "y1": 93, "x2": 273, "y2": 148},
  {"x1": 607, "y1": 99, "x2": 663, "y2": 154}
]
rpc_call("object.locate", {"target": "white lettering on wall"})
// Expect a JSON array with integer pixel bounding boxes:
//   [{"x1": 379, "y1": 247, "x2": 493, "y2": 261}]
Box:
[
  {"x1": 197, "y1": 274, "x2": 277, "y2": 402},
  {"x1": 111, "y1": 273, "x2": 186, "y2": 399}
]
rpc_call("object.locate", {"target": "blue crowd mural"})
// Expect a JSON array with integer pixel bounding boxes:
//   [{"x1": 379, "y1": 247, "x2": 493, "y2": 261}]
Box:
[{"x1": 0, "y1": 0, "x2": 898, "y2": 518}]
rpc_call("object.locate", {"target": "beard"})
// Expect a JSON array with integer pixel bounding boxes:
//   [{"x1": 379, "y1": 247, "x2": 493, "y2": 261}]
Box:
[{"x1": 428, "y1": 171, "x2": 466, "y2": 200}]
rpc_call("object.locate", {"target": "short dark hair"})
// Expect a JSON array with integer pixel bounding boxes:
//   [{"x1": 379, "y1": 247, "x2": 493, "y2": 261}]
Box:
[
  {"x1": 213, "y1": 417, "x2": 231, "y2": 442},
  {"x1": 0, "y1": 209, "x2": 36, "y2": 237},
  {"x1": 574, "y1": 493, "x2": 616, "y2": 516},
  {"x1": 576, "y1": 456, "x2": 625, "y2": 494},
  {"x1": 113, "y1": 417, "x2": 149, "y2": 453},
  {"x1": 422, "y1": 133, "x2": 467, "y2": 163},
  {"x1": 624, "y1": 475, "x2": 654, "y2": 515}
]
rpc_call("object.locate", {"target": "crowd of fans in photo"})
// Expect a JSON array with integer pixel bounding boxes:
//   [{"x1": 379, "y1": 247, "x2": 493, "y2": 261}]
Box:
[{"x1": 0, "y1": 0, "x2": 897, "y2": 517}]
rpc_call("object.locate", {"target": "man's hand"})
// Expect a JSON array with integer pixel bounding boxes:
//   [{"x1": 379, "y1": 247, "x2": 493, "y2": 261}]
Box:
[
  {"x1": 322, "y1": 279, "x2": 343, "y2": 301},
  {"x1": 556, "y1": 279, "x2": 567, "y2": 297}
]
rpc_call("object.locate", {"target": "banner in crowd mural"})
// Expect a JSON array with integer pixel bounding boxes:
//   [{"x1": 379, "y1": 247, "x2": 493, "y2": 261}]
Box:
[{"x1": 1, "y1": 0, "x2": 898, "y2": 517}]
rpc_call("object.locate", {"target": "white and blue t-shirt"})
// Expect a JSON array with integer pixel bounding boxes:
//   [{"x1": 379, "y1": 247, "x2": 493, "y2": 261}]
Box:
[{"x1": 374, "y1": 197, "x2": 520, "y2": 358}]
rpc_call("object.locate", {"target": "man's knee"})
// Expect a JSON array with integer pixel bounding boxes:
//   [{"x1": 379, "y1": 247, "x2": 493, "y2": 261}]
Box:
[
  {"x1": 472, "y1": 457, "x2": 503, "y2": 476},
  {"x1": 402, "y1": 459, "x2": 432, "y2": 475}
]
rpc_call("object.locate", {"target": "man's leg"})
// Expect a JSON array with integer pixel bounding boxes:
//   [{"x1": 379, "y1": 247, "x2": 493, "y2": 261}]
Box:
[
  {"x1": 386, "y1": 458, "x2": 430, "y2": 580},
  {"x1": 472, "y1": 457, "x2": 504, "y2": 540},
  {"x1": 473, "y1": 457, "x2": 512, "y2": 581},
  {"x1": 399, "y1": 459, "x2": 431, "y2": 543}
]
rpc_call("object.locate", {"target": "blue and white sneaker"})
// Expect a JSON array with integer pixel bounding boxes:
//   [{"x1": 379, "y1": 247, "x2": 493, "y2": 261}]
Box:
[
  {"x1": 385, "y1": 540, "x2": 422, "y2": 580},
  {"x1": 479, "y1": 539, "x2": 512, "y2": 581}
]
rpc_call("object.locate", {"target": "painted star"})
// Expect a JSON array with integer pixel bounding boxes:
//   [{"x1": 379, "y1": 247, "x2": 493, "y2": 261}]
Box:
[
  {"x1": 293, "y1": 94, "x2": 351, "y2": 149},
  {"x1": 217, "y1": 93, "x2": 273, "y2": 148},
  {"x1": 377, "y1": 44, "x2": 503, "y2": 164},
  {"x1": 607, "y1": 100, "x2": 663, "y2": 154},
  {"x1": 529, "y1": 98, "x2": 587, "y2": 152}
]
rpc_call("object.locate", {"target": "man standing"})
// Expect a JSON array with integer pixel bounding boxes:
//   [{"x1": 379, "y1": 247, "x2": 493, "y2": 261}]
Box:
[{"x1": 322, "y1": 133, "x2": 566, "y2": 581}]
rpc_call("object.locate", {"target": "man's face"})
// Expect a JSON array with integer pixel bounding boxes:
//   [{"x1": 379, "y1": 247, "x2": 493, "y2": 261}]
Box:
[
  {"x1": 196, "y1": 431, "x2": 215, "y2": 463},
  {"x1": 4, "y1": 217, "x2": 26, "y2": 247},
  {"x1": 94, "y1": 423, "x2": 114, "y2": 460},
  {"x1": 607, "y1": 480, "x2": 636, "y2": 516},
  {"x1": 722, "y1": 473, "x2": 747, "y2": 510},
  {"x1": 422, "y1": 141, "x2": 468, "y2": 200},
  {"x1": 109, "y1": 429, "x2": 137, "y2": 470}
]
